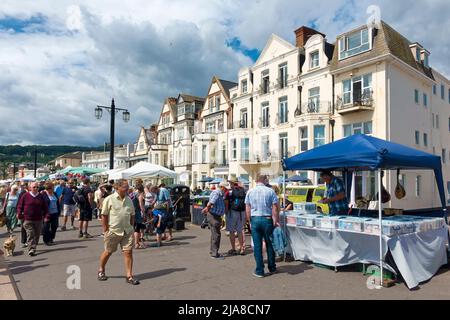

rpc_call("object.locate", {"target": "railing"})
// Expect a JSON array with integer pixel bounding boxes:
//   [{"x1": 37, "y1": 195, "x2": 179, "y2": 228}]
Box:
[
  {"x1": 258, "y1": 84, "x2": 270, "y2": 95},
  {"x1": 258, "y1": 116, "x2": 270, "y2": 129},
  {"x1": 336, "y1": 91, "x2": 374, "y2": 111},
  {"x1": 232, "y1": 120, "x2": 248, "y2": 129},
  {"x1": 275, "y1": 111, "x2": 289, "y2": 125},
  {"x1": 300, "y1": 101, "x2": 331, "y2": 114},
  {"x1": 276, "y1": 77, "x2": 288, "y2": 89}
]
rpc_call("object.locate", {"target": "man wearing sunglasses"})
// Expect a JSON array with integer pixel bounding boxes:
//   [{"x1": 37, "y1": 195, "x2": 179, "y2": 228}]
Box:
[{"x1": 17, "y1": 182, "x2": 49, "y2": 256}]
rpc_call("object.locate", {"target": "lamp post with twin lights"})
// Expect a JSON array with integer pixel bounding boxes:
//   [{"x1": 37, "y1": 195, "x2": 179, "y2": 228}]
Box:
[{"x1": 95, "y1": 98, "x2": 130, "y2": 170}]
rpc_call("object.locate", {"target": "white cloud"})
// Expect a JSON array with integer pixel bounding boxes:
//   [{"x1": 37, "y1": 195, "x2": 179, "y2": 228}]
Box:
[{"x1": 0, "y1": 0, "x2": 448, "y2": 146}]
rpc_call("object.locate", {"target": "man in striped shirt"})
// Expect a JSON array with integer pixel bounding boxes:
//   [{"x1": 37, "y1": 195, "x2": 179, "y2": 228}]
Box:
[{"x1": 245, "y1": 175, "x2": 279, "y2": 278}]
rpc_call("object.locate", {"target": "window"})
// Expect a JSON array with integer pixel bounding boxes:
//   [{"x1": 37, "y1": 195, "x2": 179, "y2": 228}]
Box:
[
  {"x1": 423, "y1": 93, "x2": 428, "y2": 107},
  {"x1": 443, "y1": 149, "x2": 447, "y2": 164},
  {"x1": 220, "y1": 142, "x2": 227, "y2": 165},
  {"x1": 423, "y1": 133, "x2": 428, "y2": 147},
  {"x1": 193, "y1": 145, "x2": 198, "y2": 164},
  {"x1": 206, "y1": 121, "x2": 215, "y2": 133},
  {"x1": 202, "y1": 145, "x2": 207, "y2": 163},
  {"x1": 415, "y1": 130, "x2": 420, "y2": 145},
  {"x1": 339, "y1": 28, "x2": 370, "y2": 60},
  {"x1": 308, "y1": 87, "x2": 320, "y2": 112},
  {"x1": 416, "y1": 48, "x2": 421, "y2": 62},
  {"x1": 314, "y1": 125, "x2": 325, "y2": 147},
  {"x1": 231, "y1": 139, "x2": 237, "y2": 160},
  {"x1": 299, "y1": 126, "x2": 308, "y2": 152},
  {"x1": 424, "y1": 54, "x2": 429, "y2": 68},
  {"x1": 278, "y1": 62, "x2": 288, "y2": 88},
  {"x1": 209, "y1": 98, "x2": 214, "y2": 113},
  {"x1": 436, "y1": 114, "x2": 439, "y2": 128},
  {"x1": 217, "y1": 118, "x2": 224, "y2": 132},
  {"x1": 441, "y1": 84, "x2": 445, "y2": 100},
  {"x1": 155, "y1": 154, "x2": 159, "y2": 165},
  {"x1": 342, "y1": 73, "x2": 372, "y2": 105},
  {"x1": 343, "y1": 121, "x2": 372, "y2": 137},
  {"x1": 241, "y1": 138, "x2": 249, "y2": 161},
  {"x1": 433, "y1": 84, "x2": 437, "y2": 95},
  {"x1": 416, "y1": 175, "x2": 421, "y2": 197},
  {"x1": 261, "y1": 70, "x2": 269, "y2": 94},
  {"x1": 215, "y1": 96, "x2": 220, "y2": 111},
  {"x1": 261, "y1": 102, "x2": 270, "y2": 128},
  {"x1": 261, "y1": 136, "x2": 270, "y2": 161},
  {"x1": 279, "y1": 133, "x2": 288, "y2": 159},
  {"x1": 279, "y1": 97, "x2": 288, "y2": 124},
  {"x1": 139, "y1": 141, "x2": 144, "y2": 150},
  {"x1": 414, "y1": 89, "x2": 419, "y2": 104},
  {"x1": 241, "y1": 79, "x2": 248, "y2": 94},
  {"x1": 310, "y1": 51, "x2": 319, "y2": 69},
  {"x1": 177, "y1": 127, "x2": 184, "y2": 140},
  {"x1": 432, "y1": 113, "x2": 435, "y2": 128},
  {"x1": 240, "y1": 109, "x2": 248, "y2": 128}
]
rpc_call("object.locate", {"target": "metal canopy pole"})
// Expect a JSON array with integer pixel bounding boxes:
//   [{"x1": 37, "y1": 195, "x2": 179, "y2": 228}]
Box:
[{"x1": 377, "y1": 168, "x2": 383, "y2": 289}]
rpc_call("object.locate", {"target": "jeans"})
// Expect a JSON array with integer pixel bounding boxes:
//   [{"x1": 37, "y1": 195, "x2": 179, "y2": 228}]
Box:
[
  {"x1": 251, "y1": 216, "x2": 276, "y2": 276},
  {"x1": 207, "y1": 213, "x2": 222, "y2": 257},
  {"x1": 43, "y1": 214, "x2": 59, "y2": 243}
]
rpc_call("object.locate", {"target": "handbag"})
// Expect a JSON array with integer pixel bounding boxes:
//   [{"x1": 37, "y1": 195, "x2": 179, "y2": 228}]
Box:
[{"x1": 394, "y1": 169, "x2": 406, "y2": 199}]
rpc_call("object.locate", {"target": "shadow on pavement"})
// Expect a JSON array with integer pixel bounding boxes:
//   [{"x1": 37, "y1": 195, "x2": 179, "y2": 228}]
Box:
[
  {"x1": 136, "y1": 268, "x2": 187, "y2": 281},
  {"x1": 38, "y1": 245, "x2": 88, "y2": 254},
  {"x1": 52, "y1": 239, "x2": 96, "y2": 245},
  {"x1": 277, "y1": 263, "x2": 314, "y2": 275},
  {"x1": 4, "y1": 259, "x2": 50, "y2": 275},
  {"x1": 158, "y1": 241, "x2": 190, "y2": 247},
  {"x1": 6, "y1": 264, "x2": 50, "y2": 275},
  {"x1": 170, "y1": 236, "x2": 197, "y2": 241}
]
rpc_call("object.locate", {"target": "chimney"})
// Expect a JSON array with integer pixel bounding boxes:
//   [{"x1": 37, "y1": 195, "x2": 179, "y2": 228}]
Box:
[{"x1": 294, "y1": 26, "x2": 326, "y2": 48}]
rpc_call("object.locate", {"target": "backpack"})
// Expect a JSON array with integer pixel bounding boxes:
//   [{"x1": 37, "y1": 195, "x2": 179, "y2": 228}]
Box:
[
  {"x1": 230, "y1": 188, "x2": 246, "y2": 211},
  {"x1": 73, "y1": 188, "x2": 87, "y2": 209}
]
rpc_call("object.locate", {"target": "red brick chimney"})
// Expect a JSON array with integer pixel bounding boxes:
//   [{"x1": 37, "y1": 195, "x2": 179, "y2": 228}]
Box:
[{"x1": 294, "y1": 26, "x2": 326, "y2": 48}]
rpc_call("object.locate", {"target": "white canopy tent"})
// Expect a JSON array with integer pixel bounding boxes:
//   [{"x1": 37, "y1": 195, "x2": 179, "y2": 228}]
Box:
[
  {"x1": 108, "y1": 162, "x2": 177, "y2": 180},
  {"x1": 93, "y1": 167, "x2": 126, "y2": 178}
]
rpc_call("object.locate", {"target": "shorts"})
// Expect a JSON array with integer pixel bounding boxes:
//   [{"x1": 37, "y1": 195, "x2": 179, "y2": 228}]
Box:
[
  {"x1": 79, "y1": 209, "x2": 92, "y2": 221},
  {"x1": 226, "y1": 210, "x2": 245, "y2": 233},
  {"x1": 104, "y1": 230, "x2": 134, "y2": 253},
  {"x1": 134, "y1": 223, "x2": 145, "y2": 233},
  {"x1": 63, "y1": 204, "x2": 76, "y2": 217}
]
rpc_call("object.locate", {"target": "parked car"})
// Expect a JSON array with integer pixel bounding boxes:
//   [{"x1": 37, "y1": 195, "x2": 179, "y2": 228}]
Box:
[{"x1": 285, "y1": 185, "x2": 329, "y2": 214}]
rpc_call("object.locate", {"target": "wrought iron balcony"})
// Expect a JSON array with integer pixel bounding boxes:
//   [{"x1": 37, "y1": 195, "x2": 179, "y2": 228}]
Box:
[
  {"x1": 232, "y1": 120, "x2": 248, "y2": 129},
  {"x1": 336, "y1": 91, "x2": 374, "y2": 114},
  {"x1": 300, "y1": 101, "x2": 331, "y2": 115}
]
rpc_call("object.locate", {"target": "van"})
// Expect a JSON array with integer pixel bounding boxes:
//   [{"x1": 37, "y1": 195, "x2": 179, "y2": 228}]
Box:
[{"x1": 285, "y1": 185, "x2": 329, "y2": 214}]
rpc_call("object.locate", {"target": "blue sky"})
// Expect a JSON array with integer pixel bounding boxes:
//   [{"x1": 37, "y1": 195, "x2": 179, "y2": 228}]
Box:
[{"x1": 0, "y1": 0, "x2": 449, "y2": 146}]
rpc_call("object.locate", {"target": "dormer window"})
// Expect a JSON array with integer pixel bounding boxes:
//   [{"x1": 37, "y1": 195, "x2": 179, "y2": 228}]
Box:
[
  {"x1": 339, "y1": 28, "x2": 371, "y2": 60},
  {"x1": 416, "y1": 48, "x2": 421, "y2": 62},
  {"x1": 310, "y1": 51, "x2": 319, "y2": 69},
  {"x1": 241, "y1": 79, "x2": 248, "y2": 94}
]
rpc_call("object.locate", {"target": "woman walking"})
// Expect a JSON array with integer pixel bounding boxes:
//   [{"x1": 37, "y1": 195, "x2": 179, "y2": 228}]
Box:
[
  {"x1": 42, "y1": 181, "x2": 61, "y2": 245},
  {"x1": 132, "y1": 185, "x2": 146, "y2": 249},
  {"x1": 2, "y1": 185, "x2": 20, "y2": 233}
]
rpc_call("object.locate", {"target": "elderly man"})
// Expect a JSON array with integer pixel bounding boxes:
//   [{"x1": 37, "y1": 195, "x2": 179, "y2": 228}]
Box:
[
  {"x1": 318, "y1": 171, "x2": 349, "y2": 216},
  {"x1": 202, "y1": 181, "x2": 228, "y2": 260},
  {"x1": 245, "y1": 175, "x2": 279, "y2": 278},
  {"x1": 98, "y1": 179, "x2": 140, "y2": 285},
  {"x1": 17, "y1": 182, "x2": 49, "y2": 256}
]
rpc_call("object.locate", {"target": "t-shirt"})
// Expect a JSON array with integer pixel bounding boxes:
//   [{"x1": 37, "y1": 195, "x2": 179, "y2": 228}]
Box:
[
  {"x1": 80, "y1": 186, "x2": 93, "y2": 212},
  {"x1": 61, "y1": 186, "x2": 76, "y2": 205},
  {"x1": 54, "y1": 185, "x2": 64, "y2": 198},
  {"x1": 47, "y1": 194, "x2": 59, "y2": 214}
]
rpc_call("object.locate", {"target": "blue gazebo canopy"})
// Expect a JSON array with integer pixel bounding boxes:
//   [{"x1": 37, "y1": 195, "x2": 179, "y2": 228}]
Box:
[{"x1": 282, "y1": 134, "x2": 447, "y2": 211}]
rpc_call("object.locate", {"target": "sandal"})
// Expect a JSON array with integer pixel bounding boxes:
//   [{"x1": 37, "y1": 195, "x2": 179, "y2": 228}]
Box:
[
  {"x1": 126, "y1": 277, "x2": 140, "y2": 285},
  {"x1": 228, "y1": 249, "x2": 237, "y2": 255},
  {"x1": 98, "y1": 271, "x2": 108, "y2": 281},
  {"x1": 239, "y1": 249, "x2": 246, "y2": 256}
]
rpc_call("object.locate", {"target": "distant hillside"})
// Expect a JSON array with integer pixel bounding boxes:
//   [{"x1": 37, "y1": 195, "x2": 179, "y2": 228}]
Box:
[{"x1": 0, "y1": 145, "x2": 104, "y2": 165}]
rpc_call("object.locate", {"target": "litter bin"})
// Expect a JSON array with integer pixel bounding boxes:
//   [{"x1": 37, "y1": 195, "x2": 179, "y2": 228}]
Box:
[
  {"x1": 191, "y1": 196, "x2": 209, "y2": 225},
  {"x1": 168, "y1": 185, "x2": 191, "y2": 230}
]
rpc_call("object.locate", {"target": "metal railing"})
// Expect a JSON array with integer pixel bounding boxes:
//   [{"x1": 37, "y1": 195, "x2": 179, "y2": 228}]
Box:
[
  {"x1": 336, "y1": 91, "x2": 374, "y2": 111},
  {"x1": 232, "y1": 120, "x2": 248, "y2": 129},
  {"x1": 300, "y1": 101, "x2": 331, "y2": 114}
]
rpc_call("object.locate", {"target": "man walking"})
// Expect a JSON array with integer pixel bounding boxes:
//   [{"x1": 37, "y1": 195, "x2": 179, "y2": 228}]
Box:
[
  {"x1": 318, "y1": 171, "x2": 349, "y2": 216},
  {"x1": 202, "y1": 181, "x2": 228, "y2": 260},
  {"x1": 97, "y1": 179, "x2": 139, "y2": 285},
  {"x1": 60, "y1": 180, "x2": 77, "y2": 231},
  {"x1": 226, "y1": 178, "x2": 246, "y2": 255},
  {"x1": 245, "y1": 175, "x2": 279, "y2": 278},
  {"x1": 77, "y1": 178, "x2": 94, "y2": 238},
  {"x1": 17, "y1": 182, "x2": 49, "y2": 256}
]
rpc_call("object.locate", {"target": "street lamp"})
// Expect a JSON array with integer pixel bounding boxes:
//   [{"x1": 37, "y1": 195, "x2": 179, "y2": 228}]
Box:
[{"x1": 94, "y1": 98, "x2": 131, "y2": 170}]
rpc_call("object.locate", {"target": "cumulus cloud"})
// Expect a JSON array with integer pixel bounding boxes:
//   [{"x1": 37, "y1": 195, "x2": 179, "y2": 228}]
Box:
[{"x1": 0, "y1": 0, "x2": 448, "y2": 146}]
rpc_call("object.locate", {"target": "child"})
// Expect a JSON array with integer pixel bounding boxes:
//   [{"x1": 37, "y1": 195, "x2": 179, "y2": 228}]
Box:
[{"x1": 151, "y1": 204, "x2": 169, "y2": 247}]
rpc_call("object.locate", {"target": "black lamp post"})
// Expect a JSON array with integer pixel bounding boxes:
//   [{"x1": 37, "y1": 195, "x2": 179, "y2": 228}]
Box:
[{"x1": 95, "y1": 98, "x2": 130, "y2": 170}]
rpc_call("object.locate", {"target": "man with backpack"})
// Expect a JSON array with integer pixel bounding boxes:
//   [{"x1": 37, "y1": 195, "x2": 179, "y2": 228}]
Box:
[
  {"x1": 74, "y1": 178, "x2": 95, "y2": 239},
  {"x1": 226, "y1": 178, "x2": 246, "y2": 256}
]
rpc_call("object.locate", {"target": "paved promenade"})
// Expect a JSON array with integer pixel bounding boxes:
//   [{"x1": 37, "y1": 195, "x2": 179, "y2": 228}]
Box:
[{"x1": 2, "y1": 219, "x2": 450, "y2": 300}]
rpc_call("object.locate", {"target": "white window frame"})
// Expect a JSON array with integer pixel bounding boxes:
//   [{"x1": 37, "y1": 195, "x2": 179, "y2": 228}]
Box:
[
  {"x1": 339, "y1": 28, "x2": 371, "y2": 60},
  {"x1": 202, "y1": 145, "x2": 207, "y2": 164},
  {"x1": 279, "y1": 97, "x2": 288, "y2": 124},
  {"x1": 299, "y1": 126, "x2": 308, "y2": 152},
  {"x1": 313, "y1": 125, "x2": 325, "y2": 147},
  {"x1": 414, "y1": 89, "x2": 419, "y2": 104},
  {"x1": 241, "y1": 79, "x2": 248, "y2": 94},
  {"x1": 261, "y1": 102, "x2": 270, "y2": 128},
  {"x1": 279, "y1": 133, "x2": 288, "y2": 159},
  {"x1": 231, "y1": 139, "x2": 237, "y2": 160},
  {"x1": 423, "y1": 133, "x2": 428, "y2": 147},
  {"x1": 423, "y1": 93, "x2": 428, "y2": 107},
  {"x1": 278, "y1": 62, "x2": 288, "y2": 88},
  {"x1": 343, "y1": 121, "x2": 372, "y2": 137},
  {"x1": 241, "y1": 138, "x2": 249, "y2": 161},
  {"x1": 342, "y1": 73, "x2": 372, "y2": 105},
  {"x1": 308, "y1": 87, "x2": 320, "y2": 111},
  {"x1": 261, "y1": 136, "x2": 270, "y2": 161},
  {"x1": 310, "y1": 50, "x2": 319, "y2": 69},
  {"x1": 415, "y1": 130, "x2": 420, "y2": 145}
]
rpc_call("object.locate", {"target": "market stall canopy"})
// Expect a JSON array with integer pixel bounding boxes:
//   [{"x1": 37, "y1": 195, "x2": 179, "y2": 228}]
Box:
[
  {"x1": 209, "y1": 178, "x2": 224, "y2": 184},
  {"x1": 20, "y1": 175, "x2": 36, "y2": 182},
  {"x1": 68, "y1": 167, "x2": 106, "y2": 176},
  {"x1": 198, "y1": 177, "x2": 214, "y2": 183},
  {"x1": 95, "y1": 167, "x2": 125, "y2": 178},
  {"x1": 286, "y1": 175, "x2": 310, "y2": 183},
  {"x1": 36, "y1": 174, "x2": 50, "y2": 181},
  {"x1": 110, "y1": 161, "x2": 177, "y2": 180},
  {"x1": 282, "y1": 134, "x2": 447, "y2": 210},
  {"x1": 57, "y1": 166, "x2": 73, "y2": 175}
]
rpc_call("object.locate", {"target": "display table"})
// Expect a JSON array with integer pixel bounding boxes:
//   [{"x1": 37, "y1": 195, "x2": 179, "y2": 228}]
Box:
[{"x1": 284, "y1": 219, "x2": 448, "y2": 289}]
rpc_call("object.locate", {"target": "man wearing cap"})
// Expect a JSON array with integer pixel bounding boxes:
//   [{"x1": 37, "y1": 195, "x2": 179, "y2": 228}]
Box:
[{"x1": 202, "y1": 181, "x2": 228, "y2": 260}]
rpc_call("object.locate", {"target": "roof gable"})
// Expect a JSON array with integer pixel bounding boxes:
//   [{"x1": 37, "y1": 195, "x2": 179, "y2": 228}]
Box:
[{"x1": 254, "y1": 34, "x2": 296, "y2": 66}]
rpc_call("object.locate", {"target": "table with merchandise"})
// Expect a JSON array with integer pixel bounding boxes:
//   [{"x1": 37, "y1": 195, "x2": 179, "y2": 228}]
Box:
[{"x1": 282, "y1": 203, "x2": 449, "y2": 289}]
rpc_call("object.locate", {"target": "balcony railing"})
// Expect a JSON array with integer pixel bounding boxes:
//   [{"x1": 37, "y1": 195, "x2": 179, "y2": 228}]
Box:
[
  {"x1": 336, "y1": 91, "x2": 374, "y2": 114},
  {"x1": 300, "y1": 101, "x2": 331, "y2": 114},
  {"x1": 232, "y1": 120, "x2": 248, "y2": 129},
  {"x1": 258, "y1": 116, "x2": 270, "y2": 129},
  {"x1": 275, "y1": 111, "x2": 289, "y2": 125}
]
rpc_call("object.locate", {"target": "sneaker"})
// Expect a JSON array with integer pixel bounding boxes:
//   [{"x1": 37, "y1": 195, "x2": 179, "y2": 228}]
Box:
[
  {"x1": 28, "y1": 250, "x2": 36, "y2": 257},
  {"x1": 252, "y1": 272, "x2": 264, "y2": 278},
  {"x1": 83, "y1": 233, "x2": 93, "y2": 239},
  {"x1": 71, "y1": 226, "x2": 77, "y2": 230},
  {"x1": 60, "y1": 226, "x2": 66, "y2": 231},
  {"x1": 22, "y1": 243, "x2": 28, "y2": 248},
  {"x1": 268, "y1": 269, "x2": 278, "y2": 275},
  {"x1": 211, "y1": 254, "x2": 225, "y2": 260},
  {"x1": 78, "y1": 233, "x2": 84, "y2": 239}
]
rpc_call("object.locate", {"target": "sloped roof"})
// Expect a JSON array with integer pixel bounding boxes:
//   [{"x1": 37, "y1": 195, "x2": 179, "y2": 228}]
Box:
[
  {"x1": 57, "y1": 152, "x2": 82, "y2": 160},
  {"x1": 179, "y1": 93, "x2": 205, "y2": 103},
  {"x1": 217, "y1": 78, "x2": 238, "y2": 98},
  {"x1": 330, "y1": 21, "x2": 434, "y2": 80}
]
